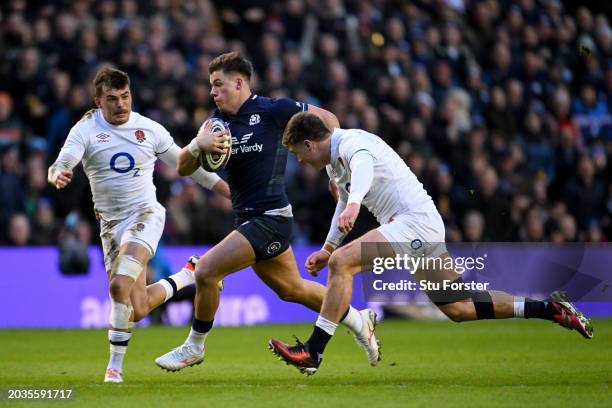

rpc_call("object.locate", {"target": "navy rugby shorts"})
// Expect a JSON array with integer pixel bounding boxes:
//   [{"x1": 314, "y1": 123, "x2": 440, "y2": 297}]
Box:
[{"x1": 235, "y1": 214, "x2": 293, "y2": 261}]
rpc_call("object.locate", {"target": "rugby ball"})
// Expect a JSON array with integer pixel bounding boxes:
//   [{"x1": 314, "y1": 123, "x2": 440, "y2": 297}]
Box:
[{"x1": 200, "y1": 118, "x2": 232, "y2": 172}]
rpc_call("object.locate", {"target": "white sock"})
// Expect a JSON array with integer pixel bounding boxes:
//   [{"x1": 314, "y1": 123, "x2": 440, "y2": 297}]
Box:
[
  {"x1": 185, "y1": 328, "x2": 207, "y2": 352},
  {"x1": 514, "y1": 296, "x2": 525, "y2": 318},
  {"x1": 170, "y1": 267, "x2": 196, "y2": 291},
  {"x1": 107, "y1": 330, "x2": 132, "y2": 371},
  {"x1": 157, "y1": 279, "x2": 174, "y2": 302},
  {"x1": 340, "y1": 305, "x2": 363, "y2": 334},
  {"x1": 157, "y1": 268, "x2": 196, "y2": 302},
  {"x1": 315, "y1": 315, "x2": 338, "y2": 336}
]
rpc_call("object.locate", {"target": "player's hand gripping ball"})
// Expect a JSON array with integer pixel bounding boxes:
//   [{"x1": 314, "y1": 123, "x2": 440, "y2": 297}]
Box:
[{"x1": 200, "y1": 118, "x2": 232, "y2": 172}]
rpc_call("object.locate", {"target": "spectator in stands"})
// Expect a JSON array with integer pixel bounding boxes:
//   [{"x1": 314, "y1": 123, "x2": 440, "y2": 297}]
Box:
[
  {"x1": 7, "y1": 213, "x2": 31, "y2": 246},
  {"x1": 0, "y1": 0, "x2": 609, "y2": 246}
]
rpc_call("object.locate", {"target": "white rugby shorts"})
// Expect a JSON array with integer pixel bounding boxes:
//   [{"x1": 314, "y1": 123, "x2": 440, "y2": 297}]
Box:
[
  {"x1": 377, "y1": 211, "x2": 447, "y2": 259},
  {"x1": 99, "y1": 203, "x2": 166, "y2": 274}
]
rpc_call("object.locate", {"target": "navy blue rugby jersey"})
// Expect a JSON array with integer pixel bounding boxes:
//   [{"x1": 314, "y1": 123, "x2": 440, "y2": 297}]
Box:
[{"x1": 212, "y1": 94, "x2": 307, "y2": 218}]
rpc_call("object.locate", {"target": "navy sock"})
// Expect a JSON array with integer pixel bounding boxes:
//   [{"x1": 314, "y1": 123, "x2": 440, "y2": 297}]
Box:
[
  {"x1": 524, "y1": 299, "x2": 554, "y2": 320},
  {"x1": 162, "y1": 277, "x2": 178, "y2": 297},
  {"x1": 192, "y1": 318, "x2": 214, "y2": 333},
  {"x1": 305, "y1": 326, "x2": 331, "y2": 361}
]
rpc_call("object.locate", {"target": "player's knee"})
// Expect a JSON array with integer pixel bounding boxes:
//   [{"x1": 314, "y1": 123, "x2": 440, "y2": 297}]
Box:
[
  {"x1": 328, "y1": 251, "x2": 355, "y2": 276},
  {"x1": 194, "y1": 259, "x2": 220, "y2": 288},
  {"x1": 109, "y1": 277, "x2": 131, "y2": 301}
]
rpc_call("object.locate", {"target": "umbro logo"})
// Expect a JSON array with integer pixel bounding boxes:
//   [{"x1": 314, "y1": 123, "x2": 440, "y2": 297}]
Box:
[
  {"x1": 231, "y1": 132, "x2": 253, "y2": 145},
  {"x1": 95, "y1": 133, "x2": 110, "y2": 143}
]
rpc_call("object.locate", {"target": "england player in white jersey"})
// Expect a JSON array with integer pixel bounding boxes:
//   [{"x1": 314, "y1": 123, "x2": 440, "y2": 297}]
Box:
[
  {"x1": 48, "y1": 67, "x2": 230, "y2": 383},
  {"x1": 269, "y1": 112, "x2": 593, "y2": 375}
]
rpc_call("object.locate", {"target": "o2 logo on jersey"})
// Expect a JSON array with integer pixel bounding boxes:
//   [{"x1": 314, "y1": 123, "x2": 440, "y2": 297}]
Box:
[
  {"x1": 249, "y1": 114, "x2": 260, "y2": 126},
  {"x1": 110, "y1": 152, "x2": 140, "y2": 177}
]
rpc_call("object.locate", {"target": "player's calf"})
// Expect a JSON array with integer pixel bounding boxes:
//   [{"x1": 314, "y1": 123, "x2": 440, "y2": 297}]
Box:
[
  {"x1": 428, "y1": 277, "x2": 495, "y2": 321},
  {"x1": 437, "y1": 301, "x2": 475, "y2": 322}
]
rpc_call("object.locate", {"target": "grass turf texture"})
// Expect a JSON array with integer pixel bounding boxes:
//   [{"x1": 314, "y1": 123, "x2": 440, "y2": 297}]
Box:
[{"x1": 1, "y1": 319, "x2": 610, "y2": 407}]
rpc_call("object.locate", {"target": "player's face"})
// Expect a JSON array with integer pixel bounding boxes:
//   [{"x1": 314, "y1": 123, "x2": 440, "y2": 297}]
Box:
[
  {"x1": 288, "y1": 141, "x2": 325, "y2": 170},
  {"x1": 210, "y1": 70, "x2": 242, "y2": 114},
  {"x1": 96, "y1": 86, "x2": 132, "y2": 125}
]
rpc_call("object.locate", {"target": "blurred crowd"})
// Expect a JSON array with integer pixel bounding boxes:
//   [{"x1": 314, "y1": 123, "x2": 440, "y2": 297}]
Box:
[{"x1": 0, "y1": 0, "x2": 611, "y2": 248}]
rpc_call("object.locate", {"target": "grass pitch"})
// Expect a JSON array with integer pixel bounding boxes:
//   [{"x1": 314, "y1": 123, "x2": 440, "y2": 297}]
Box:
[{"x1": 1, "y1": 319, "x2": 610, "y2": 407}]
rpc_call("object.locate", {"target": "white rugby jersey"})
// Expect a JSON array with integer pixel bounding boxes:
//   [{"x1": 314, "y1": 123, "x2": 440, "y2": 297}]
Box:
[
  {"x1": 58, "y1": 109, "x2": 175, "y2": 221},
  {"x1": 325, "y1": 128, "x2": 437, "y2": 225}
]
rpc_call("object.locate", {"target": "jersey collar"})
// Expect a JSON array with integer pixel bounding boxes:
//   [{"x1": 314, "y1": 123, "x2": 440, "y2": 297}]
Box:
[
  {"x1": 230, "y1": 93, "x2": 257, "y2": 117},
  {"x1": 329, "y1": 129, "x2": 341, "y2": 167}
]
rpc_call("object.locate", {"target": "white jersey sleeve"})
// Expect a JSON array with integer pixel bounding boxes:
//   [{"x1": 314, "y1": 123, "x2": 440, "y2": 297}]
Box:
[
  {"x1": 324, "y1": 167, "x2": 349, "y2": 248},
  {"x1": 157, "y1": 143, "x2": 221, "y2": 190},
  {"x1": 153, "y1": 123, "x2": 174, "y2": 154},
  {"x1": 60, "y1": 124, "x2": 88, "y2": 160},
  {"x1": 328, "y1": 128, "x2": 437, "y2": 225},
  {"x1": 346, "y1": 151, "x2": 374, "y2": 205},
  {"x1": 48, "y1": 121, "x2": 88, "y2": 184}
]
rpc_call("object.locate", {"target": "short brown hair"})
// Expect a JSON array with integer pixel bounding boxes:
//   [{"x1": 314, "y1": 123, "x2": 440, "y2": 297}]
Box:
[
  {"x1": 93, "y1": 67, "x2": 130, "y2": 97},
  {"x1": 208, "y1": 52, "x2": 253, "y2": 80},
  {"x1": 282, "y1": 112, "x2": 330, "y2": 146}
]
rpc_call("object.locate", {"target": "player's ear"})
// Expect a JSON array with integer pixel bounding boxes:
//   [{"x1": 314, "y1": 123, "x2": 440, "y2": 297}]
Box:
[
  {"x1": 304, "y1": 140, "x2": 313, "y2": 151},
  {"x1": 94, "y1": 97, "x2": 101, "y2": 108},
  {"x1": 235, "y1": 77, "x2": 242, "y2": 90}
]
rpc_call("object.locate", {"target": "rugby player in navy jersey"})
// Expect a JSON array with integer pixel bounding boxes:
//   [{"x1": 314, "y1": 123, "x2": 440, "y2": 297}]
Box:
[{"x1": 155, "y1": 52, "x2": 380, "y2": 371}]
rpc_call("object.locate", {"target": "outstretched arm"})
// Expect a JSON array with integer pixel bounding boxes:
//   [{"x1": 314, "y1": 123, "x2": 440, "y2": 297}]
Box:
[
  {"x1": 48, "y1": 152, "x2": 81, "y2": 189},
  {"x1": 48, "y1": 129, "x2": 86, "y2": 190},
  {"x1": 325, "y1": 198, "x2": 349, "y2": 249},
  {"x1": 159, "y1": 143, "x2": 230, "y2": 199}
]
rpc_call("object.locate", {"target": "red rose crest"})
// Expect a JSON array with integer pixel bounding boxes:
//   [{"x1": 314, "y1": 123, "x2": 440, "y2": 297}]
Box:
[
  {"x1": 135, "y1": 130, "x2": 146, "y2": 143},
  {"x1": 136, "y1": 222, "x2": 145, "y2": 232}
]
